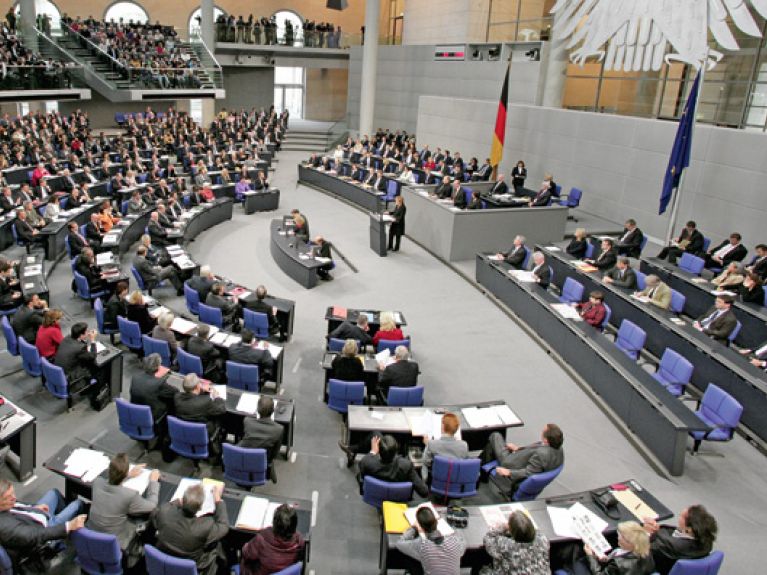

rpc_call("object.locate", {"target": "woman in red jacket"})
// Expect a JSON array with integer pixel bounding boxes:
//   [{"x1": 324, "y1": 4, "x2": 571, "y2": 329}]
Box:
[
  {"x1": 372, "y1": 311, "x2": 405, "y2": 347},
  {"x1": 241, "y1": 504, "x2": 305, "y2": 575},
  {"x1": 576, "y1": 290, "x2": 607, "y2": 329},
  {"x1": 36, "y1": 309, "x2": 64, "y2": 360}
]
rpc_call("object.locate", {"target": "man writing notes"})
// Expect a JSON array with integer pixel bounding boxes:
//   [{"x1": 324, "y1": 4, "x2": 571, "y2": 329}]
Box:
[
  {"x1": 635, "y1": 274, "x2": 672, "y2": 310},
  {"x1": 480, "y1": 424, "x2": 564, "y2": 491}
]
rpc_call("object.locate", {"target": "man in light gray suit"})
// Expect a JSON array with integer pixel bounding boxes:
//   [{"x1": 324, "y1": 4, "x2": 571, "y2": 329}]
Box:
[
  {"x1": 481, "y1": 423, "x2": 564, "y2": 489},
  {"x1": 421, "y1": 412, "x2": 469, "y2": 481},
  {"x1": 87, "y1": 453, "x2": 160, "y2": 566}
]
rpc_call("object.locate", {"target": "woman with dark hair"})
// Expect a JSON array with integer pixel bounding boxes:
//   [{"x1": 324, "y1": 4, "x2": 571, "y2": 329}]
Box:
[
  {"x1": 645, "y1": 505, "x2": 718, "y2": 575},
  {"x1": 240, "y1": 503, "x2": 305, "y2": 575},
  {"x1": 480, "y1": 510, "x2": 549, "y2": 574},
  {"x1": 739, "y1": 272, "x2": 765, "y2": 305}
]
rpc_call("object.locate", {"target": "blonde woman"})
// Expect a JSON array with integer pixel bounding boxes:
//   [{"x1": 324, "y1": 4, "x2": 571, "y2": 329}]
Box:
[
  {"x1": 330, "y1": 339, "x2": 364, "y2": 381},
  {"x1": 582, "y1": 521, "x2": 654, "y2": 574},
  {"x1": 372, "y1": 312, "x2": 404, "y2": 347},
  {"x1": 126, "y1": 290, "x2": 155, "y2": 334},
  {"x1": 151, "y1": 311, "x2": 178, "y2": 353},
  {"x1": 566, "y1": 228, "x2": 589, "y2": 259}
]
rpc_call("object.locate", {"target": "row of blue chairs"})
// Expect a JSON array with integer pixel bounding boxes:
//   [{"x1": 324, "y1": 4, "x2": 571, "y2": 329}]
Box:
[
  {"x1": 183, "y1": 282, "x2": 271, "y2": 335},
  {"x1": 677, "y1": 252, "x2": 767, "y2": 307},
  {"x1": 327, "y1": 337, "x2": 411, "y2": 355}
]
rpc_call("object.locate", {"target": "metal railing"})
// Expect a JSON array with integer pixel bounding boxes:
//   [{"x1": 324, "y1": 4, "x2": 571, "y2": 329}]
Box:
[
  {"x1": 9, "y1": 27, "x2": 88, "y2": 90},
  {"x1": 189, "y1": 31, "x2": 223, "y2": 89}
]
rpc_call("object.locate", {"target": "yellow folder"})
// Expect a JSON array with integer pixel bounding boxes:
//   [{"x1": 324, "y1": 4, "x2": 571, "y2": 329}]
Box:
[{"x1": 383, "y1": 501, "x2": 410, "y2": 534}]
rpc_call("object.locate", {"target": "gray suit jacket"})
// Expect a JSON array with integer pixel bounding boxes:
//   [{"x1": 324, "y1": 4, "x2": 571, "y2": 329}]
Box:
[
  {"x1": 239, "y1": 416, "x2": 284, "y2": 462},
  {"x1": 87, "y1": 477, "x2": 160, "y2": 550},
  {"x1": 422, "y1": 435, "x2": 469, "y2": 479},
  {"x1": 500, "y1": 443, "x2": 564, "y2": 483},
  {"x1": 605, "y1": 266, "x2": 637, "y2": 289}
]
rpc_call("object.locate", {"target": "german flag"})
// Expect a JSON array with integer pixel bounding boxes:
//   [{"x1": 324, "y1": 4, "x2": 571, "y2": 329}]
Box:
[{"x1": 490, "y1": 60, "x2": 511, "y2": 171}]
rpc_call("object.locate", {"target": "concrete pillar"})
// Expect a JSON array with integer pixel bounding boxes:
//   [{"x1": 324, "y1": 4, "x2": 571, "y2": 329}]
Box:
[
  {"x1": 19, "y1": 0, "x2": 39, "y2": 51},
  {"x1": 540, "y1": 10, "x2": 568, "y2": 108},
  {"x1": 200, "y1": 0, "x2": 215, "y2": 48},
  {"x1": 358, "y1": 0, "x2": 380, "y2": 137}
]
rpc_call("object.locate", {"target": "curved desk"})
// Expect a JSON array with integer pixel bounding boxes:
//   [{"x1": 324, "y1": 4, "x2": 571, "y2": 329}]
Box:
[
  {"x1": 269, "y1": 219, "x2": 325, "y2": 289},
  {"x1": 101, "y1": 209, "x2": 153, "y2": 255},
  {"x1": 166, "y1": 198, "x2": 234, "y2": 244},
  {"x1": 298, "y1": 164, "x2": 384, "y2": 213}
]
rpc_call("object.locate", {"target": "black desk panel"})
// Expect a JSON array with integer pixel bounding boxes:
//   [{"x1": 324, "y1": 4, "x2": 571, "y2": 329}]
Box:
[{"x1": 269, "y1": 219, "x2": 324, "y2": 289}]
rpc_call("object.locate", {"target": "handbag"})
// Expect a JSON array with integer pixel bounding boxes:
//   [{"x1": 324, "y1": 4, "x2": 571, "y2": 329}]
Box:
[
  {"x1": 591, "y1": 488, "x2": 621, "y2": 519},
  {"x1": 446, "y1": 506, "x2": 468, "y2": 528}
]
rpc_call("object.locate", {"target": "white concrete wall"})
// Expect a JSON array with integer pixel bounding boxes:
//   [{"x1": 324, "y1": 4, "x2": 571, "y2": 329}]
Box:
[
  {"x1": 346, "y1": 44, "x2": 541, "y2": 133},
  {"x1": 402, "y1": 0, "x2": 492, "y2": 45},
  {"x1": 416, "y1": 95, "x2": 767, "y2": 246}
]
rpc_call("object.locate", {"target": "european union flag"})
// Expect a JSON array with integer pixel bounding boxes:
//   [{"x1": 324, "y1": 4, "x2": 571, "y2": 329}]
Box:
[{"x1": 659, "y1": 70, "x2": 701, "y2": 215}]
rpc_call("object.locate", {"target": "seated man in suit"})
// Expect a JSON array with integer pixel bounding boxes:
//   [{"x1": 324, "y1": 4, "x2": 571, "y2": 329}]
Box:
[
  {"x1": 228, "y1": 329, "x2": 274, "y2": 381},
  {"x1": 330, "y1": 314, "x2": 372, "y2": 350},
  {"x1": 585, "y1": 238, "x2": 618, "y2": 271},
  {"x1": 147, "y1": 211, "x2": 172, "y2": 246},
  {"x1": 528, "y1": 176, "x2": 554, "y2": 206},
  {"x1": 188, "y1": 265, "x2": 217, "y2": 303},
  {"x1": 152, "y1": 482, "x2": 229, "y2": 575},
  {"x1": 0, "y1": 478, "x2": 86, "y2": 566},
  {"x1": 205, "y1": 282, "x2": 239, "y2": 327},
  {"x1": 11, "y1": 293, "x2": 47, "y2": 345},
  {"x1": 355, "y1": 434, "x2": 429, "y2": 497},
  {"x1": 657, "y1": 220, "x2": 705, "y2": 264},
  {"x1": 615, "y1": 218, "x2": 644, "y2": 258},
  {"x1": 187, "y1": 324, "x2": 223, "y2": 380},
  {"x1": 705, "y1": 232, "x2": 747, "y2": 269},
  {"x1": 140, "y1": 233, "x2": 170, "y2": 267},
  {"x1": 693, "y1": 294, "x2": 738, "y2": 344},
  {"x1": 474, "y1": 158, "x2": 493, "y2": 181},
  {"x1": 644, "y1": 505, "x2": 718, "y2": 575},
  {"x1": 13, "y1": 210, "x2": 44, "y2": 247},
  {"x1": 480, "y1": 423, "x2": 564, "y2": 492},
  {"x1": 746, "y1": 243, "x2": 767, "y2": 281},
  {"x1": 530, "y1": 251, "x2": 551, "y2": 290},
  {"x1": 134, "y1": 245, "x2": 184, "y2": 296},
  {"x1": 174, "y1": 373, "x2": 227, "y2": 453},
  {"x1": 127, "y1": 190, "x2": 146, "y2": 215},
  {"x1": 54, "y1": 322, "x2": 103, "y2": 388},
  {"x1": 188, "y1": 185, "x2": 205, "y2": 207},
  {"x1": 421, "y1": 412, "x2": 469, "y2": 482},
  {"x1": 434, "y1": 175, "x2": 452, "y2": 199},
  {"x1": 451, "y1": 180, "x2": 467, "y2": 209},
  {"x1": 496, "y1": 235, "x2": 527, "y2": 270},
  {"x1": 377, "y1": 345, "x2": 419, "y2": 402},
  {"x1": 635, "y1": 274, "x2": 672, "y2": 310},
  {"x1": 0, "y1": 187, "x2": 18, "y2": 214},
  {"x1": 23, "y1": 201, "x2": 45, "y2": 229},
  {"x1": 156, "y1": 204, "x2": 175, "y2": 230},
  {"x1": 67, "y1": 221, "x2": 89, "y2": 257},
  {"x1": 87, "y1": 453, "x2": 160, "y2": 567},
  {"x1": 130, "y1": 353, "x2": 178, "y2": 422},
  {"x1": 84, "y1": 213, "x2": 104, "y2": 252},
  {"x1": 603, "y1": 257, "x2": 638, "y2": 289},
  {"x1": 75, "y1": 248, "x2": 106, "y2": 293},
  {"x1": 488, "y1": 174, "x2": 509, "y2": 195},
  {"x1": 243, "y1": 285, "x2": 284, "y2": 341},
  {"x1": 238, "y1": 395, "x2": 284, "y2": 481}
]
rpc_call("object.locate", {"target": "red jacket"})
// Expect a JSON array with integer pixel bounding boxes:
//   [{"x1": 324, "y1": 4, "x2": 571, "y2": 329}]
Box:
[
  {"x1": 372, "y1": 327, "x2": 404, "y2": 347},
  {"x1": 36, "y1": 324, "x2": 63, "y2": 359},
  {"x1": 579, "y1": 302, "x2": 606, "y2": 328},
  {"x1": 240, "y1": 528, "x2": 304, "y2": 575}
]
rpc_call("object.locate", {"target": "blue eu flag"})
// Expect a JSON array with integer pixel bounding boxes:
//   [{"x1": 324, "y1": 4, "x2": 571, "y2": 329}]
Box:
[{"x1": 659, "y1": 70, "x2": 701, "y2": 215}]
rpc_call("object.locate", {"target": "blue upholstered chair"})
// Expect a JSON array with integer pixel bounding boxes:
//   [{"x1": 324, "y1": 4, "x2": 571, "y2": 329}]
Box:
[
  {"x1": 670, "y1": 289, "x2": 686, "y2": 314},
  {"x1": 1, "y1": 316, "x2": 19, "y2": 356},
  {"x1": 243, "y1": 308, "x2": 270, "y2": 338},
  {"x1": 614, "y1": 320, "x2": 647, "y2": 360},
  {"x1": 386, "y1": 386, "x2": 424, "y2": 407},
  {"x1": 142, "y1": 335, "x2": 172, "y2": 368},
  {"x1": 167, "y1": 416, "x2": 209, "y2": 469},
  {"x1": 184, "y1": 282, "x2": 200, "y2": 315},
  {"x1": 430, "y1": 456, "x2": 481, "y2": 500},
  {"x1": 71, "y1": 528, "x2": 123, "y2": 575},
  {"x1": 668, "y1": 550, "x2": 724, "y2": 575},
  {"x1": 652, "y1": 349, "x2": 694, "y2": 397},
  {"x1": 115, "y1": 398, "x2": 156, "y2": 446},
  {"x1": 679, "y1": 253, "x2": 706, "y2": 275},
  {"x1": 690, "y1": 384, "x2": 743, "y2": 454},
  {"x1": 376, "y1": 339, "x2": 410, "y2": 354},
  {"x1": 559, "y1": 277, "x2": 584, "y2": 304},
  {"x1": 94, "y1": 297, "x2": 118, "y2": 344},
  {"x1": 512, "y1": 464, "x2": 564, "y2": 501},
  {"x1": 362, "y1": 476, "x2": 413, "y2": 509},
  {"x1": 145, "y1": 544, "x2": 198, "y2": 575},
  {"x1": 222, "y1": 443, "x2": 269, "y2": 487},
  {"x1": 18, "y1": 336, "x2": 42, "y2": 378},
  {"x1": 226, "y1": 360, "x2": 260, "y2": 392},
  {"x1": 198, "y1": 303, "x2": 223, "y2": 328},
  {"x1": 327, "y1": 379, "x2": 365, "y2": 414},
  {"x1": 177, "y1": 348, "x2": 204, "y2": 377},
  {"x1": 118, "y1": 316, "x2": 143, "y2": 352}
]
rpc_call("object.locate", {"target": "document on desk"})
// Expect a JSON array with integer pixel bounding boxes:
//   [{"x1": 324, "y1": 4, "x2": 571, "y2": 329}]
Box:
[
  {"x1": 408, "y1": 410, "x2": 462, "y2": 440},
  {"x1": 573, "y1": 261, "x2": 599, "y2": 273},
  {"x1": 547, "y1": 502, "x2": 610, "y2": 555},
  {"x1": 96, "y1": 252, "x2": 114, "y2": 266},
  {"x1": 170, "y1": 478, "x2": 220, "y2": 517},
  {"x1": 545, "y1": 246, "x2": 561, "y2": 252},
  {"x1": 235, "y1": 496, "x2": 274, "y2": 531},
  {"x1": 691, "y1": 277, "x2": 709, "y2": 284},
  {"x1": 711, "y1": 290, "x2": 737, "y2": 297},
  {"x1": 24, "y1": 265, "x2": 42, "y2": 276},
  {"x1": 64, "y1": 448, "x2": 110, "y2": 482},
  {"x1": 102, "y1": 233, "x2": 119, "y2": 246},
  {"x1": 405, "y1": 503, "x2": 454, "y2": 537},
  {"x1": 149, "y1": 306, "x2": 170, "y2": 319},
  {"x1": 236, "y1": 393, "x2": 261, "y2": 414},
  {"x1": 212, "y1": 385, "x2": 227, "y2": 401},
  {"x1": 171, "y1": 317, "x2": 198, "y2": 335},
  {"x1": 382, "y1": 214, "x2": 395, "y2": 223},
  {"x1": 94, "y1": 341, "x2": 107, "y2": 354},
  {"x1": 171, "y1": 255, "x2": 196, "y2": 269},
  {"x1": 224, "y1": 335, "x2": 242, "y2": 348},
  {"x1": 393, "y1": 312, "x2": 403, "y2": 324},
  {"x1": 262, "y1": 342, "x2": 282, "y2": 360},
  {"x1": 209, "y1": 331, "x2": 227, "y2": 345},
  {"x1": 630, "y1": 294, "x2": 651, "y2": 303},
  {"x1": 508, "y1": 270, "x2": 538, "y2": 282},
  {"x1": 122, "y1": 466, "x2": 152, "y2": 495},
  {"x1": 462, "y1": 405, "x2": 521, "y2": 428},
  {"x1": 375, "y1": 348, "x2": 395, "y2": 367},
  {"x1": 610, "y1": 489, "x2": 658, "y2": 521},
  {"x1": 480, "y1": 503, "x2": 537, "y2": 529},
  {"x1": 551, "y1": 303, "x2": 583, "y2": 320}
]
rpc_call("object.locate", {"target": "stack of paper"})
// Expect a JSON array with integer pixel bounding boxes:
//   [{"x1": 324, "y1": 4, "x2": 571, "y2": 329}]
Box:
[
  {"x1": 383, "y1": 501, "x2": 409, "y2": 533},
  {"x1": 404, "y1": 503, "x2": 454, "y2": 536},
  {"x1": 479, "y1": 503, "x2": 537, "y2": 529},
  {"x1": 209, "y1": 332, "x2": 228, "y2": 345},
  {"x1": 630, "y1": 294, "x2": 651, "y2": 303},
  {"x1": 122, "y1": 465, "x2": 153, "y2": 494},
  {"x1": 170, "y1": 478, "x2": 223, "y2": 517},
  {"x1": 149, "y1": 306, "x2": 170, "y2": 319},
  {"x1": 393, "y1": 312, "x2": 403, "y2": 324},
  {"x1": 94, "y1": 341, "x2": 107, "y2": 354},
  {"x1": 333, "y1": 306, "x2": 348, "y2": 318},
  {"x1": 235, "y1": 496, "x2": 282, "y2": 531},
  {"x1": 212, "y1": 385, "x2": 227, "y2": 401},
  {"x1": 236, "y1": 393, "x2": 261, "y2": 414},
  {"x1": 376, "y1": 348, "x2": 394, "y2": 367},
  {"x1": 550, "y1": 303, "x2": 582, "y2": 320},
  {"x1": 96, "y1": 252, "x2": 114, "y2": 266},
  {"x1": 224, "y1": 335, "x2": 242, "y2": 347},
  {"x1": 171, "y1": 317, "x2": 198, "y2": 335},
  {"x1": 24, "y1": 265, "x2": 42, "y2": 276},
  {"x1": 64, "y1": 448, "x2": 110, "y2": 482},
  {"x1": 261, "y1": 342, "x2": 282, "y2": 359},
  {"x1": 407, "y1": 411, "x2": 462, "y2": 441},
  {"x1": 461, "y1": 405, "x2": 521, "y2": 428},
  {"x1": 508, "y1": 270, "x2": 538, "y2": 283},
  {"x1": 546, "y1": 502, "x2": 610, "y2": 556}
]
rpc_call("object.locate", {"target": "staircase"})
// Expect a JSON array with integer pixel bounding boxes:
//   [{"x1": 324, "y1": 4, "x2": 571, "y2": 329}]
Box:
[
  {"x1": 49, "y1": 33, "x2": 133, "y2": 90},
  {"x1": 281, "y1": 120, "x2": 347, "y2": 152}
]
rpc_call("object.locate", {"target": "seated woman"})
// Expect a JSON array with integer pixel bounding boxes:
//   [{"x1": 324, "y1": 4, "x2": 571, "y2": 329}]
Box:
[
  {"x1": 98, "y1": 201, "x2": 121, "y2": 233},
  {"x1": 711, "y1": 262, "x2": 744, "y2": 289},
  {"x1": 240, "y1": 504, "x2": 305, "y2": 575},
  {"x1": 739, "y1": 272, "x2": 765, "y2": 305},
  {"x1": 104, "y1": 281, "x2": 129, "y2": 332},
  {"x1": 480, "y1": 510, "x2": 549, "y2": 575},
  {"x1": 36, "y1": 309, "x2": 64, "y2": 360},
  {"x1": 575, "y1": 290, "x2": 607, "y2": 329},
  {"x1": 566, "y1": 228, "x2": 589, "y2": 259},
  {"x1": 126, "y1": 290, "x2": 156, "y2": 334},
  {"x1": 372, "y1": 311, "x2": 405, "y2": 347},
  {"x1": 151, "y1": 311, "x2": 179, "y2": 355},
  {"x1": 571, "y1": 521, "x2": 654, "y2": 575},
  {"x1": 331, "y1": 339, "x2": 364, "y2": 381}
]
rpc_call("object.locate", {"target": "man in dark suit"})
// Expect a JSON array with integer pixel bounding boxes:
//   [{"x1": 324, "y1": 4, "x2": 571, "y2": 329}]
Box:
[
  {"x1": 615, "y1": 219, "x2": 644, "y2": 258},
  {"x1": 529, "y1": 180, "x2": 552, "y2": 206},
  {"x1": 705, "y1": 233, "x2": 747, "y2": 269},
  {"x1": 205, "y1": 282, "x2": 239, "y2": 327},
  {"x1": 488, "y1": 174, "x2": 508, "y2": 195},
  {"x1": 474, "y1": 158, "x2": 493, "y2": 181},
  {"x1": 644, "y1": 505, "x2": 718, "y2": 575},
  {"x1": 603, "y1": 257, "x2": 637, "y2": 289},
  {"x1": 174, "y1": 373, "x2": 227, "y2": 447},
  {"x1": 0, "y1": 478, "x2": 86, "y2": 566},
  {"x1": 13, "y1": 210, "x2": 43, "y2": 247},
  {"x1": 356, "y1": 434, "x2": 428, "y2": 497},
  {"x1": 67, "y1": 221, "x2": 89, "y2": 257},
  {"x1": 481, "y1": 423, "x2": 564, "y2": 492},
  {"x1": 188, "y1": 266, "x2": 217, "y2": 303},
  {"x1": 129, "y1": 353, "x2": 178, "y2": 422},
  {"x1": 11, "y1": 293, "x2": 46, "y2": 344},
  {"x1": 451, "y1": 180, "x2": 467, "y2": 209},
  {"x1": 75, "y1": 248, "x2": 105, "y2": 292},
  {"x1": 0, "y1": 187, "x2": 18, "y2": 213},
  {"x1": 377, "y1": 345, "x2": 419, "y2": 401},
  {"x1": 54, "y1": 322, "x2": 101, "y2": 386},
  {"x1": 228, "y1": 329, "x2": 274, "y2": 380},
  {"x1": 530, "y1": 251, "x2": 551, "y2": 290},
  {"x1": 134, "y1": 246, "x2": 184, "y2": 295},
  {"x1": 496, "y1": 235, "x2": 527, "y2": 269},
  {"x1": 657, "y1": 220, "x2": 705, "y2": 264},
  {"x1": 387, "y1": 195, "x2": 406, "y2": 252},
  {"x1": 188, "y1": 185, "x2": 205, "y2": 207},
  {"x1": 693, "y1": 295, "x2": 738, "y2": 344},
  {"x1": 238, "y1": 395, "x2": 284, "y2": 479},
  {"x1": 84, "y1": 213, "x2": 104, "y2": 251},
  {"x1": 187, "y1": 324, "x2": 222, "y2": 380},
  {"x1": 242, "y1": 285, "x2": 281, "y2": 339},
  {"x1": 313, "y1": 235, "x2": 334, "y2": 280},
  {"x1": 746, "y1": 243, "x2": 767, "y2": 280},
  {"x1": 147, "y1": 211, "x2": 172, "y2": 246},
  {"x1": 586, "y1": 238, "x2": 618, "y2": 270},
  {"x1": 434, "y1": 176, "x2": 452, "y2": 199},
  {"x1": 152, "y1": 482, "x2": 229, "y2": 575},
  {"x1": 329, "y1": 314, "x2": 373, "y2": 346},
  {"x1": 156, "y1": 204, "x2": 175, "y2": 229}
]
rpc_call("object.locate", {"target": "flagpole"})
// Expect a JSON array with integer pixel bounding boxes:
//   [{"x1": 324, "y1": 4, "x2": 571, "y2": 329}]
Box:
[
  {"x1": 491, "y1": 54, "x2": 512, "y2": 181},
  {"x1": 664, "y1": 51, "x2": 708, "y2": 246}
]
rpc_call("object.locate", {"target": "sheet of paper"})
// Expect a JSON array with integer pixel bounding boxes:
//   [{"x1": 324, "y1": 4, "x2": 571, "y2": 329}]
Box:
[
  {"x1": 235, "y1": 496, "x2": 270, "y2": 531},
  {"x1": 550, "y1": 303, "x2": 583, "y2": 320},
  {"x1": 493, "y1": 404, "x2": 522, "y2": 426},
  {"x1": 170, "y1": 478, "x2": 216, "y2": 517},
  {"x1": 404, "y1": 503, "x2": 454, "y2": 537},
  {"x1": 209, "y1": 332, "x2": 227, "y2": 345},
  {"x1": 171, "y1": 317, "x2": 197, "y2": 335},
  {"x1": 546, "y1": 246, "x2": 562, "y2": 251},
  {"x1": 96, "y1": 252, "x2": 114, "y2": 266},
  {"x1": 630, "y1": 294, "x2": 651, "y2": 303},
  {"x1": 508, "y1": 270, "x2": 538, "y2": 283},
  {"x1": 263, "y1": 502, "x2": 281, "y2": 528},
  {"x1": 480, "y1": 503, "x2": 537, "y2": 530},
  {"x1": 64, "y1": 448, "x2": 110, "y2": 482},
  {"x1": 547, "y1": 506, "x2": 581, "y2": 538},
  {"x1": 375, "y1": 348, "x2": 393, "y2": 366},
  {"x1": 393, "y1": 312, "x2": 403, "y2": 324},
  {"x1": 236, "y1": 393, "x2": 261, "y2": 414},
  {"x1": 94, "y1": 341, "x2": 107, "y2": 354},
  {"x1": 569, "y1": 502, "x2": 611, "y2": 556},
  {"x1": 611, "y1": 489, "x2": 658, "y2": 521},
  {"x1": 212, "y1": 385, "x2": 227, "y2": 401},
  {"x1": 711, "y1": 290, "x2": 737, "y2": 297},
  {"x1": 224, "y1": 334, "x2": 242, "y2": 347},
  {"x1": 24, "y1": 265, "x2": 42, "y2": 276},
  {"x1": 462, "y1": 406, "x2": 503, "y2": 428},
  {"x1": 149, "y1": 306, "x2": 170, "y2": 319},
  {"x1": 263, "y1": 342, "x2": 282, "y2": 359},
  {"x1": 122, "y1": 466, "x2": 152, "y2": 495}
]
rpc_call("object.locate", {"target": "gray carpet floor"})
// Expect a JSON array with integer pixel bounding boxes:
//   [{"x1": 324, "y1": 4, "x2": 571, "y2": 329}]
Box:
[{"x1": 0, "y1": 151, "x2": 763, "y2": 573}]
